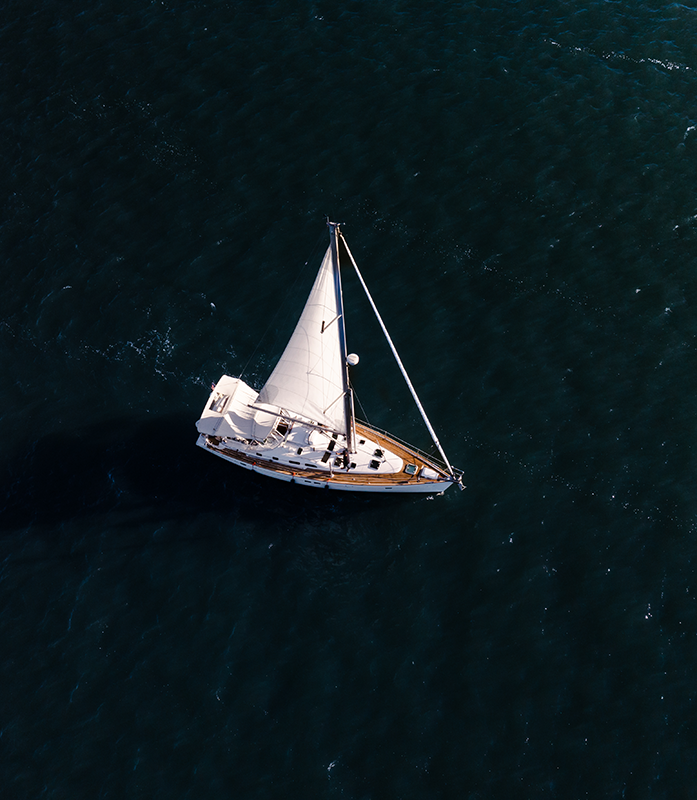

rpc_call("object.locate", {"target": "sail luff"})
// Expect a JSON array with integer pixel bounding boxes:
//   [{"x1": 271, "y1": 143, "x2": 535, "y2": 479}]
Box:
[{"x1": 339, "y1": 232, "x2": 457, "y2": 478}]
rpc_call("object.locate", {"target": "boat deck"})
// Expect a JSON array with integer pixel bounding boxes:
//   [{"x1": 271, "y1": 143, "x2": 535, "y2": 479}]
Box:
[{"x1": 202, "y1": 421, "x2": 454, "y2": 490}]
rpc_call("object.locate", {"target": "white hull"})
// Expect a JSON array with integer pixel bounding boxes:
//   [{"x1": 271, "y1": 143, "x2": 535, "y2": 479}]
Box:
[
  {"x1": 196, "y1": 433, "x2": 456, "y2": 494},
  {"x1": 195, "y1": 376, "x2": 458, "y2": 494}
]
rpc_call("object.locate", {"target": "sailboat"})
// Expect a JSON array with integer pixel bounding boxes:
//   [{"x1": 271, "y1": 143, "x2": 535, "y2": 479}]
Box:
[{"x1": 195, "y1": 221, "x2": 463, "y2": 494}]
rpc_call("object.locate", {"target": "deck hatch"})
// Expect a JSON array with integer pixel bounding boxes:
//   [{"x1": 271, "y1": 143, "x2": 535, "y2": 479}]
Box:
[{"x1": 209, "y1": 394, "x2": 229, "y2": 413}]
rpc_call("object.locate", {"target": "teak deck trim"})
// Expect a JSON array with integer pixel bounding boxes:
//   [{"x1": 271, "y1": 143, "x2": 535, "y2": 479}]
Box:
[{"x1": 203, "y1": 421, "x2": 451, "y2": 487}]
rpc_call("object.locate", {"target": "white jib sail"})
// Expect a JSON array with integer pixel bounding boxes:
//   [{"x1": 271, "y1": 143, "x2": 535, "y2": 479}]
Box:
[{"x1": 257, "y1": 246, "x2": 348, "y2": 434}]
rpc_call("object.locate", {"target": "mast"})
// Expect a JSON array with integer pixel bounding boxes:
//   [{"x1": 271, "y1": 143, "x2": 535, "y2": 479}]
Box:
[
  {"x1": 339, "y1": 231, "x2": 458, "y2": 480},
  {"x1": 328, "y1": 221, "x2": 356, "y2": 453}
]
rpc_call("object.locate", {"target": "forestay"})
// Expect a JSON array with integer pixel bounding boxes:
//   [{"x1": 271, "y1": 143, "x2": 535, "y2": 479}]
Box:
[{"x1": 257, "y1": 246, "x2": 348, "y2": 433}]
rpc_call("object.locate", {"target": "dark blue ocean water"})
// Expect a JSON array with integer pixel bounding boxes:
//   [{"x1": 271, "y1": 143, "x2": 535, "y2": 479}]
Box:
[{"x1": 3, "y1": 1, "x2": 697, "y2": 797}]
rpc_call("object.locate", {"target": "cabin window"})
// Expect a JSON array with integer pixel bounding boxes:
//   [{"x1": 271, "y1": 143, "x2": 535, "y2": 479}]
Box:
[
  {"x1": 373, "y1": 449, "x2": 384, "y2": 458},
  {"x1": 350, "y1": 462, "x2": 356, "y2": 469},
  {"x1": 358, "y1": 439, "x2": 366, "y2": 445},
  {"x1": 404, "y1": 464, "x2": 418, "y2": 475},
  {"x1": 369, "y1": 459, "x2": 381, "y2": 470}
]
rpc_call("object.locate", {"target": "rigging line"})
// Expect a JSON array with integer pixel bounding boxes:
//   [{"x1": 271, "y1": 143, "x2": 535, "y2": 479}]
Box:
[
  {"x1": 239, "y1": 229, "x2": 326, "y2": 382},
  {"x1": 339, "y1": 232, "x2": 457, "y2": 479},
  {"x1": 352, "y1": 386, "x2": 370, "y2": 424}
]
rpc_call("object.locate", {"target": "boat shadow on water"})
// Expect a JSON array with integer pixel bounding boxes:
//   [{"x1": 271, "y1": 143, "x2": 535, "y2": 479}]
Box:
[{"x1": 0, "y1": 413, "x2": 412, "y2": 540}]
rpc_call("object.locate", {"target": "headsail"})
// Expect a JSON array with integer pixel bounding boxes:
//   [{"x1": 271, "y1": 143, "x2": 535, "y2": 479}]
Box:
[{"x1": 257, "y1": 245, "x2": 348, "y2": 433}]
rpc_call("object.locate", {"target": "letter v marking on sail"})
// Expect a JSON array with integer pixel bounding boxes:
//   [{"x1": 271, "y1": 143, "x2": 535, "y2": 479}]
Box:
[{"x1": 321, "y1": 313, "x2": 342, "y2": 333}]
